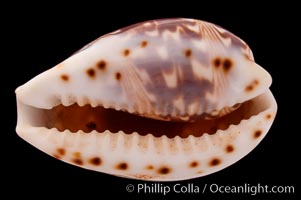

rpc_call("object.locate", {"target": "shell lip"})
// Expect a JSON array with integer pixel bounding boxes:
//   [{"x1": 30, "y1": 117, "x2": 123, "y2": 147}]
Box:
[
  {"x1": 16, "y1": 89, "x2": 276, "y2": 139},
  {"x1": 15, "y1": 89, "x2": 277, "y2": 181}
]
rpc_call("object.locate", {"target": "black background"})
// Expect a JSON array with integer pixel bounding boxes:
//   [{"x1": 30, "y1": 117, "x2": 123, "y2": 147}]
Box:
[{"x1": 4, "y1": 3, "x2": 298, "y2": 199}]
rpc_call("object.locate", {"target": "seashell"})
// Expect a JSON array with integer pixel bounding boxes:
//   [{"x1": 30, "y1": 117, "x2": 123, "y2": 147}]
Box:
[{"x1": 15, "y1": 18, "x2": 277, "y2": 181}]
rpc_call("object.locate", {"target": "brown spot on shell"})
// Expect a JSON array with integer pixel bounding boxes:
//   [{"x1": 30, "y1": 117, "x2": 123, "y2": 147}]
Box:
[
  {"x1": 115, "y1": 72, "x2": 122, "y2": 81},
  {"x1": 57, "y1": 148, "x2": 65, "y2": 156},
  {"x1": 73, "y1": 152, "x2": 81, "y2": 158},
  {"x1": 89, "y1": 157, "x2": 102, "y2": 166},
  {"x1": 158, "y1": 166, "x2": 171, "y2": 175},
  {"x1": 245, "y1": 85, "x2": 253, "y2": 92},
  {"x1": 254, "y1": 130, "x2": 262, "y2": 138},
  {"x1": 223, "y1": 58, "x2": 233, "y2": 72},
  {"x1": 146, "y1": 165, "x2": 154, "y2": 170},
  {"x1": 72, "y1": 158, "x2": 83, "y2": 165},
  {"x1": 60, "y1": 74, "x2": 69, "y2": 82},
  {"x1": 189, "y1": 161, "x2": 199, "y2": 168},
  {"x1": 209, "y1": 158, "x2": 221, "y2": 166},
  {"x1": 97, "y1": 60, "x2": 107, "y2": 70},
  {"x1": 184, "y1": 49, "x2": 192, "y2": 57},
  {"x1": 86, "y1": 68, "x2": 96, "y2": 78},
  {"x1": 196, "y1": 170, "x2": 203, "y2": 174},
  {"x1": 213, "y1": 58, "x2": 221, "y2": 68},
  {"x1": 266, "y1": 114, "x2": 272, "y2": 120},
  {"x1": 140, "y1": 40, "x2": 148, "y2": 48},
  {"x1": 123, "y1": 49, "x2": 130, "y2": 56},
  {"x1": 245, "y1": 80, "x2": 259, "y2": 92},
  {"x1": 225, "y1": 145, "x2": 234, "y2": 153},
  {"x1": 116, "y1": 162, "x2": 128, "y2": 170}
]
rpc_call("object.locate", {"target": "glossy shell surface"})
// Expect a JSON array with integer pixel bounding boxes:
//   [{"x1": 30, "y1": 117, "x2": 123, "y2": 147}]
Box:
[{"x1": 16, "y1": 18, "x2": 277, "y2": 181}]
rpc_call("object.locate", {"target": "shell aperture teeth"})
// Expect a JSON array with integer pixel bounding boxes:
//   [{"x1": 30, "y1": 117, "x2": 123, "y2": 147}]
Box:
[
  {"x1": 21, "y1": 93, "x2": 269, "y2": 138},
  {"x1": 136, "y1": 103, "x2": 242, "y2": 122}
]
